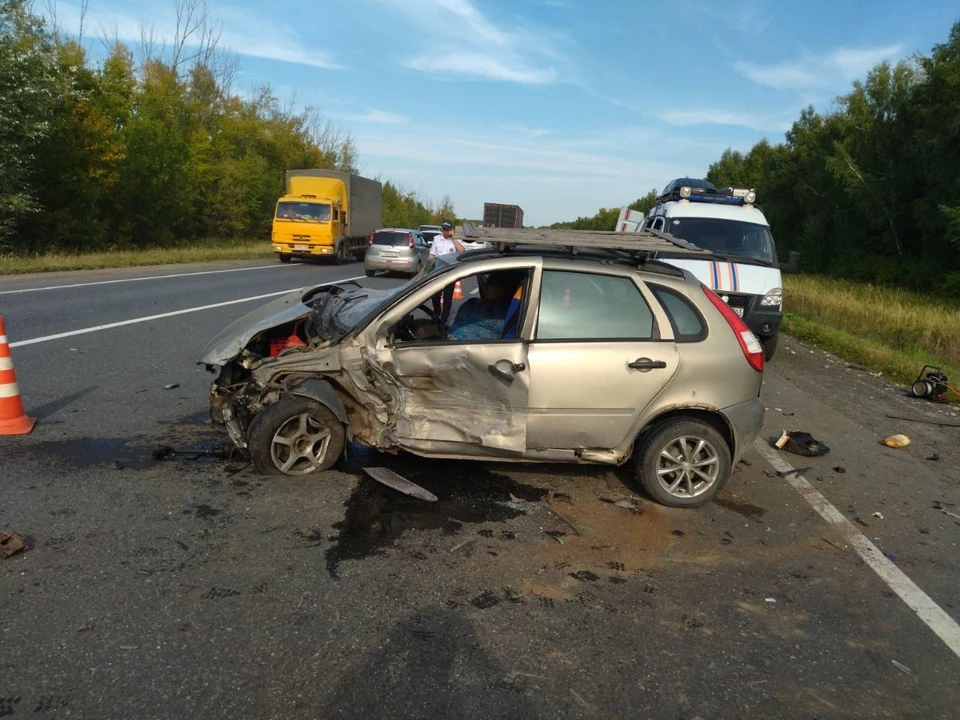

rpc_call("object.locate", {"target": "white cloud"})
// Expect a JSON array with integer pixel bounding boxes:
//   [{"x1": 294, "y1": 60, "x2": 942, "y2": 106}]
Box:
[
  {"x1": 659, "y1": 109, "x2": 792, "y2": 133},
  {"x1": 735, "y1": 44, "x2": 904, "y2": 90},
  {"x1": 372, "y1": 0, "x2": 561, "y2": 84},
  {"x1": 355, "y1": 109, "x2": 410, "y2": 124}
]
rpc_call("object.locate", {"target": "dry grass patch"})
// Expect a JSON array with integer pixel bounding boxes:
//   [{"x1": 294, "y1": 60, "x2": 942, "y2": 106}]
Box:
[{"x1": 0, "y1": 241, "x2": 273, "y2": 275}]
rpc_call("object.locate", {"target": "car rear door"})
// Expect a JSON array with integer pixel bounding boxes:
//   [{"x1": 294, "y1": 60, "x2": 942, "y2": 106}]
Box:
[{"x1": 525, "y1": 268, "x2": 680, "y2": 451}]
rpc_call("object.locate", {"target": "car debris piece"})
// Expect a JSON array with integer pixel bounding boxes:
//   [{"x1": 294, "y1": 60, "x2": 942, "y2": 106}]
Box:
[
  {"x1": 927, "y1": 453, "x2": 940, "y2": 462},
  {"x1": 363, "y1": 467, "x2": 438, "y2": 502},
  {"x1": 933, "y1": 501, "x2": 960, "y2": 520},
  {"x1": 776, "y1": 466, "x2": 813, "y2": 478},
  {"x1": 882, "y1": 434, "x2": 911, "y2": 449},
  {"x1": 774, "y1": 430, "x2": 829, "y2": 457},
  {"x1": 0, "y1": 531, "x2": 26, "y2": 559},
  {"x1": 891, "y1": 660, "x2": 912, "y2": 676},
  {"x1": 765, "y1": 597, "x2": 777, "y2": 604},
  {"x1": 164, "y1": 383, "x2": 180, "y2": 390},
  {"x1": 544, "y1": 503, "x2": 581, "y2": 537},
  {"x1": 833, "y1": 466, "x2": 846, "y2": 474},
  {"x1": 872, "y1": 512, "x2": 884, "y2": 520}
]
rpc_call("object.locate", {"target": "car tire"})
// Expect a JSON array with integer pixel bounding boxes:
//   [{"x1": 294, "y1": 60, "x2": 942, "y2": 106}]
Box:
[
  {"x1": 760, "y1": 332, "x2": 778, "y2": 361},
  {"x1": 365, "y1": 269, "x2": 376, "y2": 277},
  {"x1": 247, "y1": 397, "x2": 345, "y2": 476},
  {"x1": 633, "y1": 419, "x2": 731, "y2": 508},
  {"x1": 278, "y1": 254, "x2": 292, "y2": 264}
]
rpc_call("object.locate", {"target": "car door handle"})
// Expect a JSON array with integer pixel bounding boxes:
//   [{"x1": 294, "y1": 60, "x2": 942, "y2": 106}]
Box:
[
  {"x1": 628, "y1": 357, "x2": 667, "y2": 371},
  {"x1": 488, "y1": 362, "x2": 526, "y2": 383}
]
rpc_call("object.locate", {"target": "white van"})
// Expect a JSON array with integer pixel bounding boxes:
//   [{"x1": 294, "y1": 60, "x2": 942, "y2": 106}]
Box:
[{"x1": 616, "y1": 178, "x2": 794, "y2": 360}]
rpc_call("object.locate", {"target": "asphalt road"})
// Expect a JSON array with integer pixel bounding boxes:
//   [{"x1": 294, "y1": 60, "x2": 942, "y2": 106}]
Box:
[{"x1": 1, "y1": 258, "x2": 958, "y2": 719}]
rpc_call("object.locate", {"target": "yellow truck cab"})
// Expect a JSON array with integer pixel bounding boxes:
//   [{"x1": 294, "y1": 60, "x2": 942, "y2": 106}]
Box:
[{"x1": 272, "y1": 170, "x2": 382, "y2": 264}]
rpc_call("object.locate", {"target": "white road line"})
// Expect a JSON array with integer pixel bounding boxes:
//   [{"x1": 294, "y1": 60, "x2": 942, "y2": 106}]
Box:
[
  {"x1": 755, "y1": 439, "x2": 960, "y2": 659},
  {"x1": 9, "y1": 275, "x2": 366, "y2": 348},
  {"x1": 0, "y1": 263, "x2": 294, "y2": 295}
]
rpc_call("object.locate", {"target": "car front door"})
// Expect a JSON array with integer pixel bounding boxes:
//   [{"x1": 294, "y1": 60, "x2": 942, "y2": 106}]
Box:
[
  {"x1": 365, "y1": 260, "x2": 540, "y2": 456},
  {"x1": 525, "y1": 268, "x2": 680, "y2": 452}
]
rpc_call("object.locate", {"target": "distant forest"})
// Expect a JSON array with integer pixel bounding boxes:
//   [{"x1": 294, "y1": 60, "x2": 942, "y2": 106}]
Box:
[{"x1": 0, "y1": 0, "x2": 450, "y2": 254}]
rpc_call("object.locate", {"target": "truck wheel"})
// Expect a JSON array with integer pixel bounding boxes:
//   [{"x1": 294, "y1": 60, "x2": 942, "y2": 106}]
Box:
[
  {"x1": 633, "y1": 419, "x2": 731, "y2": 508},
  {"x1": 247, "y1": 397, "x2": 345, "y2": 476},
  {"x1": 335, "y1": 242, "x2": 350, "y2": 265},
  {"x1": 278, "y1": 254, "x2": 292, "y2": 264},
  {"x1": 760, "y1": 332, "x2": 778, "y2": 361}
]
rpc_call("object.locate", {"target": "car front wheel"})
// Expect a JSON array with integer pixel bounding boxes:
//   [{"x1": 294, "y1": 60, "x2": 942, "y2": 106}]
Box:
[
  {"x1": 760, "y1": 332, "x2": 778, "y2": 361},
  {"x1": 247, "y1": 397, "x2": 345, "y2": 476},
  {"x1": 634, "y1": 419, "x2": 731, "y2": 508}
]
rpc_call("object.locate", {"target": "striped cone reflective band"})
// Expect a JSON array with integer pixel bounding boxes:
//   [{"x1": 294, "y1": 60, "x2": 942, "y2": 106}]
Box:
[{"x1": 0, "y1": 316, "x2": 36, "y2": 435}]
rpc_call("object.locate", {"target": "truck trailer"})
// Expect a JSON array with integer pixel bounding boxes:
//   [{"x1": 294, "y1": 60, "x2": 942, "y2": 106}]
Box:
[
  {"x1": 483, "y1": 202, "x2": 524, "y2": 229},
  {"x1": 272, "y1": 170, "x2": 382, "y2": 264}
]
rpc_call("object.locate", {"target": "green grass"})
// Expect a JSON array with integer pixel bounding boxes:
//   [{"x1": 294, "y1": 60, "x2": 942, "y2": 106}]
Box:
[
  {"x1": 783, "y1": 275, "x2": 960, "y2": 400},
  {"x1": 0, "y1": 240, "x2": 274, "y2": 275}
]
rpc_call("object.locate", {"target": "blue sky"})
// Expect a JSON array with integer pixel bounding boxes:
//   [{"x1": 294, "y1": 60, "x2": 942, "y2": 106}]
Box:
[{"x1": 57, "y1": 0, "x2": 957, "y2": 226}]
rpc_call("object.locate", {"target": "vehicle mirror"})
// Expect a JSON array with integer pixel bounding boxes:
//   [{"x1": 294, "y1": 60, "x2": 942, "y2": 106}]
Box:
[{"x1": 779, "y1": 250, "x2": 801, "y2": 274}]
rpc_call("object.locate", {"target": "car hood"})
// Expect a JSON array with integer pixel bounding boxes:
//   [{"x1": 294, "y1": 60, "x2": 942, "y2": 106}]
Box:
[{"x1": 198, "y1": 282, "x2": 397, "y2": 366}]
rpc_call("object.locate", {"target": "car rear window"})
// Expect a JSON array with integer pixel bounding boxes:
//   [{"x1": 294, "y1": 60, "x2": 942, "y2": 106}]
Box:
[
  {"x1": 373, "y1": 231, "x2": 412, "y2": 246},
  {"x1": 536, "y1": 271, "x2": 655, "y2": 340},
  {"x1": 649, "y1": 284, "x2": 707, "y2": 341}
]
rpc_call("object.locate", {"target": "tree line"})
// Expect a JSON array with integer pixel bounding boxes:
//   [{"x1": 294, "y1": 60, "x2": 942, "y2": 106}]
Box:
[
  {"x1": 0, "y1": 0, "x2": 451, "y2": 255},
  {"x1": 555, "y1": 21, "x2": 960, "y2": 298}
]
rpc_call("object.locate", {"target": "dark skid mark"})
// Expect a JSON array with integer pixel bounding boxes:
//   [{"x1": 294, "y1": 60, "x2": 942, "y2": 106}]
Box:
[
  {"x1": 715, "y1": 495, "x2": 767, "y2": 521},
  {"x1": 325, "y1": 457, "x2": 548, "y2": 579},
  {"x1": 13, "y1": 437, "x2": 156, "y2": 470}
]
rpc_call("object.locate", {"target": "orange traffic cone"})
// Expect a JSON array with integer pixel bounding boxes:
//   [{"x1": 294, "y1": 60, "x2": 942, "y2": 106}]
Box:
[
  {"x1": 561, "y1": 284, "x2": 572, "y2": 308},
  {"x1": 0, "y1": 316, "x2": 36, "y2": 436},
  {"x1": 453, "y1": 281, "x2": 465, "y2": 300}
]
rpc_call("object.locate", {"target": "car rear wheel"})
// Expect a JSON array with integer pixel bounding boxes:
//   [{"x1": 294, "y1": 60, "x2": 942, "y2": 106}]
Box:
[
  {"x1": 760, "y1": 332, "x2": 778, "y2": 361},
  {"x1": 634, "y1": 419, "x2": 731, "y2": 508},
  {"x1": 365, "y1": 269, "x2": 376, "y2": 277},
  {"x1": 247, "y1": 397, "x2": 345, "y2": 476}
]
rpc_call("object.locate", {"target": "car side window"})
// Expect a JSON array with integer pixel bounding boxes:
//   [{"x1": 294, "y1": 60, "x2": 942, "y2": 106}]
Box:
[
  {"x1": 649, "y1": 284, "x2": 707, "y2": 341},
  {"x1": 536, "y1": 271, "x2": 655, "y2": 341}
]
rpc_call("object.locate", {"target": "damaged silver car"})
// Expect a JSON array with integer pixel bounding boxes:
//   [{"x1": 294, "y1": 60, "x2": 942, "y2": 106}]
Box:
[{"x1": 199, "y1": 233, "x2": 765, "y2": 507}]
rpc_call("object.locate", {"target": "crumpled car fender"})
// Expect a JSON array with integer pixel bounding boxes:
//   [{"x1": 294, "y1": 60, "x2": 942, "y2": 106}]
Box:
[{"x1": 281, "y1": 376, "x2": 348, "y2": 425}]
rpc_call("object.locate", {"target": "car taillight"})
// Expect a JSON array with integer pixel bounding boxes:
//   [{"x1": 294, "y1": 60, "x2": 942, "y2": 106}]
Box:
[
  {"x1": 701, "y1": 284, "x2": 764, "y2": 373},
  {"x1": 408, "y1": 233, "x2": 414, "y2": 249},
  {"x1": 369, "y1": 233, "x2": 374, "y2": 246}
]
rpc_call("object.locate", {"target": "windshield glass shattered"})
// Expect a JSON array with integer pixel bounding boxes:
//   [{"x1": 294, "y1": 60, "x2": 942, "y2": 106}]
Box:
[
  {"x1": 276, "y1": 201, "x2": 332, "y2": 222},
  {"x1": 308, "y1": 285, "x2": 405, "y2": 343},
  {"x1": 666, "y1": 218, "x2": 775, "y2": 265}
]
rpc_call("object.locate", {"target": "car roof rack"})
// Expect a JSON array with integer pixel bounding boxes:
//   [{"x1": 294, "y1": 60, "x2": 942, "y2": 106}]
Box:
[{"x1": 461, "y1": 223, "x2": 712, "y2": 264}]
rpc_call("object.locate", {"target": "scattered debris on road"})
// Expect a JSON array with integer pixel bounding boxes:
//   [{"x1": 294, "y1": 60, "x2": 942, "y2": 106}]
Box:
[
  {"x1": 926, "y1": 452, "x2": 940, "y2": 462},
  {"x1": 886, "y1": 413, "x2": 960, "y2": 428},
  {"x1": 833, "y1": 466, "x2": 846, "y2": 474},
  {"x1": 0, "y1": 531, "x2": 26, "y2": 559},
  {"x1": 933, "y1": 501, "x2": 960, "y2": 520},
  {"x1": 891, "y1": 660, "x2": 912, "y2": 676},
  {"x1": 164, "y1": 383, "x2": 180, "y2": 390},
  {"x1": 775, "y1": 430, "x2": 830, "y2": 456},
  {"x1": 872, "y1": 512, "x2": 884, "y2": 520},
  {"x1": 777, "y1": 466, "x2": 813, "y2": 478},
  {"x1": 765, "y1": 597, "x2": 777, "y2": 605},
  {"x1": 363, "y1": 467, "x2": 439, "y2": 502},
  {"x1": 882, "y1": 434, "x2": 911, "y2": 449}
]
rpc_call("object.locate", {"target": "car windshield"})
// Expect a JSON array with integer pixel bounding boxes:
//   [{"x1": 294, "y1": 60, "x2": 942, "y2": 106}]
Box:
[
  {"x1": 665, "y1": 218, "x2": 775, "y2": 265},
  {"x1": 276, "y1": 202, "x2": 331, "y2": 222},
  {"x1": 373, "y1": 231, "x2": 413, "y2": 246}
]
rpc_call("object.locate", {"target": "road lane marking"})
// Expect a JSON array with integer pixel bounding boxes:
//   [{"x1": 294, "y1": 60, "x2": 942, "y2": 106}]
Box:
[
  {"x1": 9, "y1": 276, "x2": 366, "y2": 348},
  {"x1": 0, "y1": 263, "x2": 296, "y2": 295},
  {"x1": 755, "y1": 439, "x2": 960, "y2": 659}
]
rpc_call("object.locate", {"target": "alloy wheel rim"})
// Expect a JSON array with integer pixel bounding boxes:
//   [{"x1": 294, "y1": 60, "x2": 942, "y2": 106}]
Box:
[
  {"x1": 655, "y1": 435, "x2": 720, "y2": 498},
  {"x1": 270, "y1": 412, "x2": 332, "y2": 475}
]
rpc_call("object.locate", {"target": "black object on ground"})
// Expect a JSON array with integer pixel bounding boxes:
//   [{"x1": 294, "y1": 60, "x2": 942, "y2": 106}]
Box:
[{"x1": 775, "y1": 431, "x2": 830, "y2": 457}]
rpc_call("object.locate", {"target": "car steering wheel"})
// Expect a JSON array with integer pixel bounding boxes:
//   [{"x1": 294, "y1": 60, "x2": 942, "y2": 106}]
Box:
[{"x1": 399, "y1": 303, "x2": 448, "y2": 341}]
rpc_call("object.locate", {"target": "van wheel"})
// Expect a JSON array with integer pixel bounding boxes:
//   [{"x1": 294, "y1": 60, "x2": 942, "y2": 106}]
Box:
[
  {"x1": 760, "y1": 332, "x2": 778, "y2": 361},
  {"x1": 278, "y1": 254, "x2": 292, "y2": 264},
  {"x1": 633, "y1": 419, "x2": 730, "y2": 508},
  {"x1": 247, "y1": 397, "x2": 345, "y2": 476}
]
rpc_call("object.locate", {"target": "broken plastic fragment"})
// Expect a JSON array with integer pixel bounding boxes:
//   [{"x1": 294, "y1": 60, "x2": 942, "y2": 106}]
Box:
[
  {"x1": 363, "y1": 467, "x2": 438, "y2": 502},
  {"x1": 891, "y1": 660, "x2": 912, "y2": 676},
  {"x1": 882, "y1": 434, "x2": 910, "y2": 449},
  {"x1": 765, "y1": 597, "x2": 777, "y2": 604},
  {"x1": 0, "y1": 531, "x2": 27, "y2": 559},
  {"x1": 164, "y1": 383, "x2": 180, "y2": 390},
  {"x1": 872, "y1": 512, "x2": 884, "y2": 520}
]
